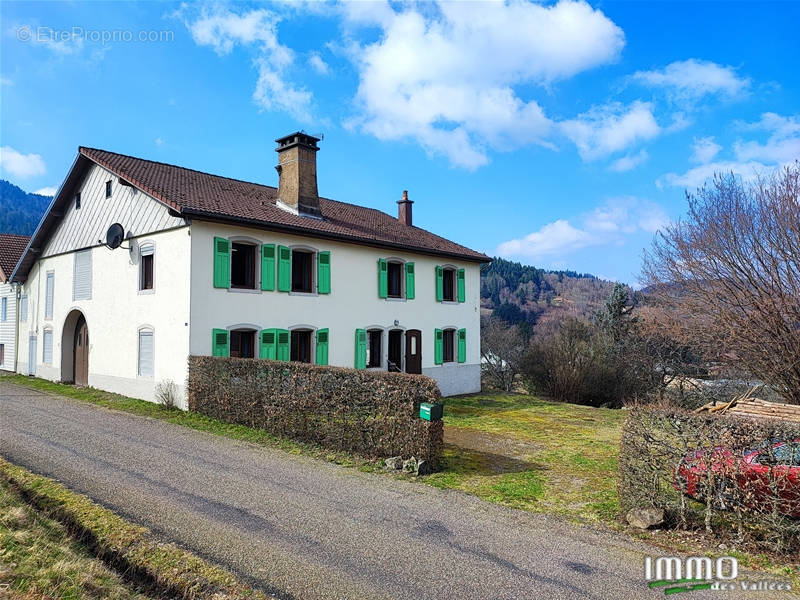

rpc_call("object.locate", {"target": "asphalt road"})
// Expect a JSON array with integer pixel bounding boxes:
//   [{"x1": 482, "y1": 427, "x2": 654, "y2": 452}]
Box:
[{"x1": 0, "y1": 380, "x2": 789, "y2": 599}]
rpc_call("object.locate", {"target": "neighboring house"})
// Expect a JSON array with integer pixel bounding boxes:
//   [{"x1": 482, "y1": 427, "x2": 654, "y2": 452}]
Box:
[
  {"x1": 9, "y1": 133, "x2": 489, "y2": 405},
  {"x1": 0, "y1": 234, "x2": 30, "y2": 372}
]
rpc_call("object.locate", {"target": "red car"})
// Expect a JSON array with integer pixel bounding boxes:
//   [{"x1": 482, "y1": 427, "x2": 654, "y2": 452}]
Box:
[{"x1": 674, "y1": 439, "x2": 800, "y2": 518}]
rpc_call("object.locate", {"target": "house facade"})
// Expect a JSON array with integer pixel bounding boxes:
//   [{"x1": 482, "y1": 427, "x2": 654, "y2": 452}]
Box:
[
  {"x1": 0, "y1": 234, "x2": 30, "y2": 372},
  {"x1": 10, "y1": 133, "x2": 489, "y2": 406}
]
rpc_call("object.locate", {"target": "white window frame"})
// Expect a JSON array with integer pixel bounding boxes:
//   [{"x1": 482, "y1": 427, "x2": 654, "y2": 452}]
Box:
[
  {"x1": 137, "y1": 326, "x2": 155, "y2": 378},
  {"x1": 227, "y1": 236, "x2": 262, "y2": 294},
  {"x1": 384, "y1": 256, "x2": 407, "y2": 302},
  {"x1": 73, "y1": 249, "x2": 93, "y2": 301},
  {"x1": 42, "y1": 328, "x2": 53, "y2": 365},
  {"x1": 138, "y1": 241, "x2": 156, "y2": 294},
  {"x1": 45, "y1": 271, "x2": 54, "y2": 320},
  {"x1": 288, "y1": 244, "x2": 319, "y2": 296}
]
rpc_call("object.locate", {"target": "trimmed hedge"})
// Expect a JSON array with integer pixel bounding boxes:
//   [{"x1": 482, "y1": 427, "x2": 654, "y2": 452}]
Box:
[
  {"x1": 187, "y1": 356, "x2": 444, "y2": 466},
  {"x1": 0, "y1": 458, "x2": 274, "y2": 599},
  {"x1": 619, "y1": 406, "x2": 800, "y2": 557}
]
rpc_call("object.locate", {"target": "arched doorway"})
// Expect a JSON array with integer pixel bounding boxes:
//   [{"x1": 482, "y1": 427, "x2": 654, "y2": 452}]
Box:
[{"x1": 61, "y1": 310, "x2": 89, "y2": 385}]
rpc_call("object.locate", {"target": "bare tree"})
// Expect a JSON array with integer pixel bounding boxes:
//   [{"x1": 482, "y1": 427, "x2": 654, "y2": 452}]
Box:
[
  {"x1": 481, "y1": 317, "x2": 526, "y2": 392},
  {"x1": 642, "y1": 163, "x2": 800, "y2": 404}
]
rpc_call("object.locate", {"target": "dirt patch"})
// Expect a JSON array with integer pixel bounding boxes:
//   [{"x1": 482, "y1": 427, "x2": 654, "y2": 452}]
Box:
[{"x1": 445, "y1": 426, "x2": 542, "y2": 459}]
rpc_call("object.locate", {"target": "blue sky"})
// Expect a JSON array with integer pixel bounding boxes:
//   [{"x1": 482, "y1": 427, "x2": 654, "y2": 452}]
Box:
[{"x1": 1, "y1": 1, "x2": 798, "y2": 284}]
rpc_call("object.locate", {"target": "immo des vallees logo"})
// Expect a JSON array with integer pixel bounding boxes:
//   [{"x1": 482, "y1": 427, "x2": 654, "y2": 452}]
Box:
[{"x1": 644, "y1": 555, "x2": 792, "y2": 595}]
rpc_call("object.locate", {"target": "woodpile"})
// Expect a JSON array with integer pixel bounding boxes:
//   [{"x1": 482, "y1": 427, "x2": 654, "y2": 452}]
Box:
[{"x1": 694, "y1": 385, "x2": 800, "y2": 424}]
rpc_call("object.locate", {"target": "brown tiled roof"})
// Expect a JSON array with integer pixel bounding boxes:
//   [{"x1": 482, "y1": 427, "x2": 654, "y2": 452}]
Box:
[
  {"x1": 0, "y1": 234, "x2": 30, "y2": 282},
  {"x1": 78, "y1": 147, "x2": 489, "y2": 262}
]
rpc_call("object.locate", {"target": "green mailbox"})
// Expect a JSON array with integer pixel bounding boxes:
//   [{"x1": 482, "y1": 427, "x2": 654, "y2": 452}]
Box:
[{"x1": 420, "y1": 402, "x2": 443, "y2": 421}]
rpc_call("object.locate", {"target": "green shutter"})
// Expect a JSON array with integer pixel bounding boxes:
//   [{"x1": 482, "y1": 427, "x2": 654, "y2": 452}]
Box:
[
  {"x1": 405, "y1": 262, "x2": 415, "y2": 299},
  {"x1": 318, "y1": 251, "x2": 331, "y2": 294},
  {"x1": 457, "y1": 268, "x2": 466, "y2": 303},
  {"x1": 378, "y1": 258, "x2": 388, "y2": 298},
  {"x1": 354, "y1": 328, "x2": 367, "y2": 369},
  {"x1": 276, "y1": 329, "x2": 290, "y2": 361},
  {"x1": 277, "y1": 246, "x2": 292, "y2": 292},
  {"x1": 213, "y1": 237, "x2": 230, "y2": 288},
  {"x1": 457, "y1": 328, "x2": 466, "y2": 363},
  {"x1": 316, "y1": 328, "x2": 329, "y2": 365},
  {"x1": 435, "y1": 266, "x2": 444, "y2": 302},
  {"x1": 259, "y1": 329, "x2": 277, "y2": 359},
  {"x1": 212, "y1": 329, "x2": 229, "y2": 357},
  {"x1": 434, "y1": 328, "x2": 443, "y2": 365},
  {"x1": 261, "y1": 244, "x2": 276, "y2": 291}
]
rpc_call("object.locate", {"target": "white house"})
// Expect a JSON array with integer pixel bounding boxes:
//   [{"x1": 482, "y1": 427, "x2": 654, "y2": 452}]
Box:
[
  {"x1": 10, "y1": 132, "x2": 489, "y2": 406},
  {"x1": 0, "y1": 234, "x2": 29, "y2": 372}
]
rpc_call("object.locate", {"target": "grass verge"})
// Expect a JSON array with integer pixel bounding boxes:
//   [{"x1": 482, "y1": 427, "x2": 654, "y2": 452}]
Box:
[
  {"x1": 0, "y1": 476, "x2": 152, "y2": 599},
  {"x1": 0, "y1": 458, "x2": 273, "y2": 599}
]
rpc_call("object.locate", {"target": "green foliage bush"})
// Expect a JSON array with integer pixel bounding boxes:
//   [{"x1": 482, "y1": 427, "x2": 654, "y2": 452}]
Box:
[
  {"x1": 187, "y1": 357, "x2": 444, "y2": 466},
  {"x1": 619, "y1": 407, "x2": 800, "y2": 557}
]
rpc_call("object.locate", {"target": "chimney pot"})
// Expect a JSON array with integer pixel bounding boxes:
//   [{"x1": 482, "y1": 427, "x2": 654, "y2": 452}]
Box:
[
  {"x1": 397, "y1": 190, "x2": 414, "y2": 226},
  {"x1": 275, "y1": 131, "x2": 322, "y2": 217}
]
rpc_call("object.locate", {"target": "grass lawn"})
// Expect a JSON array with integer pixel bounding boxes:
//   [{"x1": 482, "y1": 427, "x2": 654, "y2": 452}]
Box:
[
  {"x1": 427, "y1": 392, "x2": 626, "y2": 524},
  {"x1": 0, "y1": 478, "x2": 153, "y2": 600}
]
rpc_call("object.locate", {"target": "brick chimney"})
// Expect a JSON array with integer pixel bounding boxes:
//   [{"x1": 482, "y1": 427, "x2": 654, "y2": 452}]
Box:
[
  {"x1": 275, "y1": 132, "x2": 322, "y2": 218},
  {"x1": 397, "y1": 190, "x2": 413, "y2": 226}
]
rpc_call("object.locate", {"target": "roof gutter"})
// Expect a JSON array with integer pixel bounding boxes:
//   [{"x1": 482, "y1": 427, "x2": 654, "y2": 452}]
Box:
[{"x1": 181, "y1": 208, "x2": 491, "y2": 264}]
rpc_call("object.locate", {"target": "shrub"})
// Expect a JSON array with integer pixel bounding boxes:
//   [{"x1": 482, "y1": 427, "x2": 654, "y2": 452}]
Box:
[
  {"x1": 187, "y1": 357, "x2": 443, "y2": 466},
  {"x1": 154, "y1": 379, "x2": 181, "y2": 410},
  {"x1": 619, "y1": 406, "x2": 800, "y2": 557}
]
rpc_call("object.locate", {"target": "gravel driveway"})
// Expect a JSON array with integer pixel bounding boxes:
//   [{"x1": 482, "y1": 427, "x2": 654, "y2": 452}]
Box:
[{"x1": 0, "y1": 381, "x2": 786, "y2": 599}]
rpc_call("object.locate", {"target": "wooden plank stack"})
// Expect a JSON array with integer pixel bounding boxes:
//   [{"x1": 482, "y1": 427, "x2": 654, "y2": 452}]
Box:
[{"x1": 694, "y1": 385, "x2": 800, "y2": 424}]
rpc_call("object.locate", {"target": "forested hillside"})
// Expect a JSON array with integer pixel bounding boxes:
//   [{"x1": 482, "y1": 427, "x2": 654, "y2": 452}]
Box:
[
  {"x1": 0, "y1": 180, "x2": 51, "y2": 235},
  {"x1": 480, "y1": 257, "x2": 619, "y2": 325}
]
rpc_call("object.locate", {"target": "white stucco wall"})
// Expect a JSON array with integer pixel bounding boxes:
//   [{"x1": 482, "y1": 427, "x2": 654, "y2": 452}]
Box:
[
  {"x1": 0, "y1": 281, "x2": 18, "y2": 371},
  {"x1": 16, "y1": 227, "x2": 192, "y2": 404},
  {"x1": 189, "y1": 220, "x2": 482, "y2": 396}
]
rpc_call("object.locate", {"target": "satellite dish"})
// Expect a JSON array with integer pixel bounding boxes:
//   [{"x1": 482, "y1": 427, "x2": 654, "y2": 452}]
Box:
[{"x1": 106, "y1": 223, "x2": 125, "y2": 249}]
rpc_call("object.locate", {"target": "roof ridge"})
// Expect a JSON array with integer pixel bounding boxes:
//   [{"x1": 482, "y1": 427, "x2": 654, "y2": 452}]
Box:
[
  {"x1": 79, "y1": 146, "x2": 398, "y2": 217},
  {"x1": 79, "y1": 146, "x2": 278, "y2": 191}
]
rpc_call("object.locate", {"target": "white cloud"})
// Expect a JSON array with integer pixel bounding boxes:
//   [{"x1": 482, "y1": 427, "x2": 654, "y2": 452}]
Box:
[
  {"x1": 660, "y1": 112, "x2": 800, "y2": 189},
  {"x1": 496, "y1": 197, "x2": 668, "y2": 259},
  {"x1": 155, "y1": 137, "x2": 164, "y2": 147},
  {"x1": 633, "y1": 59, "x2": 750, "y2": 101},
  {"x1": 346, "y1": 0, "x2": 624, "y2": 168},
  {"x1": 0, "y1": 146, "x2": 46, "y2": 178},
  {"x1": 182, "y1": 6, "x2": 313, "y2": 122},
  {"x1": 34, "y1": 186, "x2": 57, "y2": 196},
  {"x1": 690, "y1": 136, "x2": 721, "y2": 163},
  {"x1": 608, "y1": 149, "x2": 649, "y2": 172},
  {"x1": 561, "y1": 101, "x2": 660, "y2": 161},
  {"x1": 734, "y1": 112, "x2": 800, "y2": 163},
  {"x1": 308, "y1": 52, "x2": 330, "y2": 75}
]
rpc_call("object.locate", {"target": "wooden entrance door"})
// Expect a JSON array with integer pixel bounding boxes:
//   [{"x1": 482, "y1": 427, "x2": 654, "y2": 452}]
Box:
[
  {"x1": 74, "y1": 316, "x2": 89, "y2": 386},
  {"x1": 405, "y1": 329, "x2": 422, "y2": 374}
]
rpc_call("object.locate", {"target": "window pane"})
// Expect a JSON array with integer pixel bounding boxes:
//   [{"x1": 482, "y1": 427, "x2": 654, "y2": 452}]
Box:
[
  {"x1": 291, "y1": 251, "x2": 313, "y2": 292},
  {"x1": 141, "y1": 254, "x2": 154, "y2": 290},
  {"x1": 368, "y1": 330, "x2": 382, "y2": 368},
  {"x1": 291, "y1": 330, "x2": 311, "y2": 363},
  {"x1": 443, "y1": 329, "x2": 455, "y2": 362},
  {"x1": 387, "y1": 262, "x2": 402, "y2": 297},
  {"x1": 443, "y1": 269, "x2": 455, "y2": 301},
  {"x1": 231, "y1": 243, "x2": 256, "y2": 289}
]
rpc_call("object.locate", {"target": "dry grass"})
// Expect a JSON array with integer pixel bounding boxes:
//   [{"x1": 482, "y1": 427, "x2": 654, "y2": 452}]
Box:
[{"x1": 0, "y1": 477, "x2": 152, "y2": 599}]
